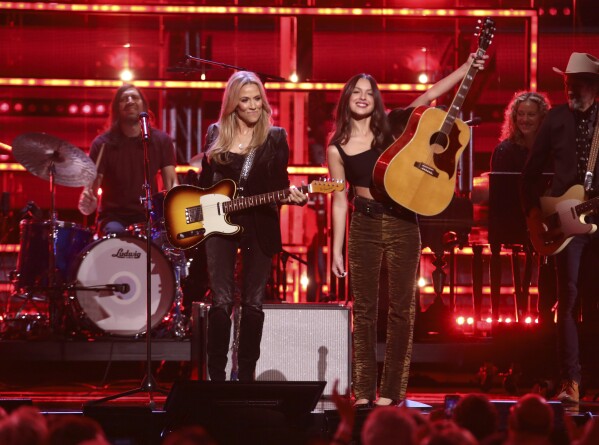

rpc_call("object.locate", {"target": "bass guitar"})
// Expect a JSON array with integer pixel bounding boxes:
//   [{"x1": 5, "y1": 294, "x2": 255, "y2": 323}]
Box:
[
  {"x1": 373, "y1": 17, "x2": 495, "y2": 216},
  {"x1": 163, "y1": 178, "x2": 345, "y2": 249},
  {"x1": 527, "y1": 184, "x2": 599, "y2": 256}
]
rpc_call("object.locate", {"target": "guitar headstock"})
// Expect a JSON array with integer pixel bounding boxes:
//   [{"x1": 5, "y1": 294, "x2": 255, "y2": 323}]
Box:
[
  {"x1": 476, "y1": 17, "x2": 496, "y2": 51},
  {"x1": 307, "y1": 178, "x2": 346, "y2": 194}
]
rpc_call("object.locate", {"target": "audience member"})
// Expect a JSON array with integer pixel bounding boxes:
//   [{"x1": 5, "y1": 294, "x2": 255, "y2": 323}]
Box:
[
  {"x1": 425, "y1": 419, "x2": 478, "y2": 445},
  {"x1": 0, "y1": 405, "x2": 47, "y2": 445},
  {"x1": 506, "y1": 393, "x2": 554, "y2": 445},
  {"x1": 45, "y1": 415, "x2": 109, "y2": 445},
  {"x1": 360, "y1": 406, "x2": 417, "y2": 445},
  {"x1": 161, "y1": 425, "x2": 217, "y2": 445},
  {"x1": 452, "y1": 393, "x2": 499, "y2": 442}
]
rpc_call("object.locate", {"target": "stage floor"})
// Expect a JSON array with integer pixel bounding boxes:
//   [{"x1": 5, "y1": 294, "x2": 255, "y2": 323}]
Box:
[{"x1": 1, "y1": 364, "x2": 598, "y2": 445}]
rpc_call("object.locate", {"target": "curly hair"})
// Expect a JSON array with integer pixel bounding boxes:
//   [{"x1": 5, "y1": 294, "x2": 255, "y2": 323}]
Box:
[{"x1": 500, "y1": 91, "x2": 551, "y2": 146}]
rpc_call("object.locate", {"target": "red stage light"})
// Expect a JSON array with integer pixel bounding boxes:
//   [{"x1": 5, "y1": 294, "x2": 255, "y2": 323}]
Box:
[
  {"x1": 13, "y1": 102, "x2": 23, "y2": 112},
  {"x1": 68, "y1": 104, "x2": 79, "y2": 114},
  {"x1": 0, "y1": 102, "x2": 9, "y2": 112},
  {"x1": 95, "y1": 103, "x2": 107, "y2": 114},
  {"x1": 81, "y1": 103, "x2": 92, "y2": 114}
]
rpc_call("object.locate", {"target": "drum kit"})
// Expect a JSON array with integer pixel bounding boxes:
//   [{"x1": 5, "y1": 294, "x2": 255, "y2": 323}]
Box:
[{"x1": 4, "y1": 133, "x2": 188, "y2": 339}]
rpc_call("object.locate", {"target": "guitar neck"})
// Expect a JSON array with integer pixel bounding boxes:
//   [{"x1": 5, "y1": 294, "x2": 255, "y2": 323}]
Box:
[
  {"x1": 575, "y1": 195, "x2": 599, "y2": 216},
  {"x1": 222, "y1": 184, "x2": 309, "y2": 213},
  {"x1": 441, "y1": 47, "x2": 486, "y2": 135}
]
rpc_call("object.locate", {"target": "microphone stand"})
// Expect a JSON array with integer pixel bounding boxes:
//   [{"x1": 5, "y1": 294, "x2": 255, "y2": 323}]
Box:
[
  {"x1": 279, "y1": 249, "x2": 309, "y2": 301},
  {"x1": 85, "y1": 114, "x2": 168, "y2": 407},
  {"x1": 168, "y1": 55, "x2": 287, "y2": 83}
]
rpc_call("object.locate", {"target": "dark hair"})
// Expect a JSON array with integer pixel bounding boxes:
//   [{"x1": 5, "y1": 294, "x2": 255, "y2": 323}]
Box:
[
  {"x1": 108, "y1": 84, "x2": 150, "y2": 131},
  {"x1": 452, "y1": 393, "x2": 499, "y2": 441},
  {"x1": 328, "y1": 73, "x2": 391, "y2": 152}
]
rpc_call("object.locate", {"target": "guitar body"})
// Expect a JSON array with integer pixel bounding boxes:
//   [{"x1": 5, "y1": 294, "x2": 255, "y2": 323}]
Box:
[
  {"x1": 163, "y1": 177, "x2": 345, "y2": 250},
  {"x1": 163, "y1": 180, "x2": 240, "y2": 250},
  {"x1": 373, "y1": 106, "x2": 470, "y2": 216},
  {"x1": 528, "y1": 184, "x2": 598, "y2": 256}
]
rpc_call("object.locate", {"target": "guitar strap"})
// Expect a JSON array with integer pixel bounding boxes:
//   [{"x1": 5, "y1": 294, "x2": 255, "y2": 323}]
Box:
[
  {"x1": 584, "y1": 109, "x2": 599, "y2": 193},
  {"x1": 237, "y1": 148, "x2": 257, "y2": 197}
]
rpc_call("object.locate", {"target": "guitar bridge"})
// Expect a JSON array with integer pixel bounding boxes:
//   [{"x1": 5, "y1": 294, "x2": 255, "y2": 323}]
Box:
[{"x1": 414, "y1": 161, "x2": 439, "y2": 178}]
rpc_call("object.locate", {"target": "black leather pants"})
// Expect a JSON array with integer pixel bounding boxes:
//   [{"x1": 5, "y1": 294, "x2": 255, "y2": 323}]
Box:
[{"x1": 204, "y1": 218, "x2": 272, "y2": 381}]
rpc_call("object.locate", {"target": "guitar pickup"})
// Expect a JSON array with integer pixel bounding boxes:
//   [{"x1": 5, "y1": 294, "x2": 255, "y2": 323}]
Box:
[
  {"x1": 177, "y1": 228, "x2": 206, "y2": 240},
  {"x1": 414, "y1": 161, "x2": 439, "y2": 178}
]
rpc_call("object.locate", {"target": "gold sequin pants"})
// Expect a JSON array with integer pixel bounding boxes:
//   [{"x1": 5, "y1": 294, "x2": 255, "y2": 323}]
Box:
[{"x1": 348, "y1": 210, "x2": 421, "y2": 401}]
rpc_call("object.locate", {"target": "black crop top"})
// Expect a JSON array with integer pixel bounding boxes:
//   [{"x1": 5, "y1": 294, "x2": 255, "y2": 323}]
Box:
[{"x1": 335, "y1": 143, "x2": 380, "y2": 188}]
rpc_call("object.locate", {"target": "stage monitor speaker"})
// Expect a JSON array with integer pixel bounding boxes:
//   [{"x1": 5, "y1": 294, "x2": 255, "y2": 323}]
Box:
[
  {"x1": 192, "y1": 303, "x2": 351, "y2": 396},
  {"x1": 164, "y1": 380, "x2": 326, "y2": 445}
]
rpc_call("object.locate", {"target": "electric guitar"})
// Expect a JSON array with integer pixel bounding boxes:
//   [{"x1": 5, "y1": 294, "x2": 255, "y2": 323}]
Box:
[
  {"x1": 527, "y1": 184, "x2": 599, "y2": 256},
  {"x1": 372, "y1": 17, "x2": 495, "y2": 216},
  {"x1": 163, "y1": 178, "x2": 345, "y2": 249}
]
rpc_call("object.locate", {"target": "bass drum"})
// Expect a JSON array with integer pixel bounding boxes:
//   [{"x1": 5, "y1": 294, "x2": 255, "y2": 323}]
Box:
[{"x1": 70, "y1": 235, "x2": 174, "y2": 336}]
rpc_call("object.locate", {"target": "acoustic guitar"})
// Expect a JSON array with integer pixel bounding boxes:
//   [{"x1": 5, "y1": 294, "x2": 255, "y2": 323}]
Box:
[
  {"x1": 163, "y1": 178, "x2": 345, "y2": 249},
  {"x1": 373, "y1": 17, "x2": 495, "y2": 216}
]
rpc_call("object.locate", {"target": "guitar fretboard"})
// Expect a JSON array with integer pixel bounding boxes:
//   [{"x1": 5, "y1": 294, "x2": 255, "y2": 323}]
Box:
[
  {"x1": 186, "y1": 185, "x2": 310, "y2": 224},
  {"x1": 439, "y1": 46, "x2": 487, "y2": 138}
]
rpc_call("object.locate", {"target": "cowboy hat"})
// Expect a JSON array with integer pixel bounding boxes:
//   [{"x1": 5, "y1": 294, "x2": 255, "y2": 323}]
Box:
[{"x1": 553, "y1": 52, "x2": 599, "y2": 76}]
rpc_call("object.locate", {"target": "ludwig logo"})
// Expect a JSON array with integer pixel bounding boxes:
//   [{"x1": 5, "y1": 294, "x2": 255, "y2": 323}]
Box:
[{"x1": 112, "y1": 248, "x2": 142, "y2": 259}]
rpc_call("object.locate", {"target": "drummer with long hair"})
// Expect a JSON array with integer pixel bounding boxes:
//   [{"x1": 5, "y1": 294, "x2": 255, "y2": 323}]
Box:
[{"x1": 78, "y1": 84, "x2": 177, "y2": 235}]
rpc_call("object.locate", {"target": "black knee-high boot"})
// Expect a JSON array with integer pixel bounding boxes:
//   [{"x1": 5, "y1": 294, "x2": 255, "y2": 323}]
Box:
[
  {"x1": 237, "y1": 306, "x2": 265, "y2": 382},
  {"x1": 207, "y1": 307, "x2": 232, "y2": 381}
]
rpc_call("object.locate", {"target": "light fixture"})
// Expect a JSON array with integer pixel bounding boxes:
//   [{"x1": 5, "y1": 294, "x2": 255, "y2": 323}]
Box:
[{"x1": 120, "y1": 69, "x2": 134, "y2": 82}]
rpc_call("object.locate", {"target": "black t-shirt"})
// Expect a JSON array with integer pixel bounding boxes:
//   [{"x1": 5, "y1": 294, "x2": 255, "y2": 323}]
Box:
[{"x1": 90, "y1": 127, "x2": 176, "y2": 220}]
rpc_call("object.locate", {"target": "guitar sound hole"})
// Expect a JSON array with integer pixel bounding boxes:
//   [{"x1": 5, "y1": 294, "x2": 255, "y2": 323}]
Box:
[{"x1": 430, "y1": 132, "x2": 448, "y2": 152}]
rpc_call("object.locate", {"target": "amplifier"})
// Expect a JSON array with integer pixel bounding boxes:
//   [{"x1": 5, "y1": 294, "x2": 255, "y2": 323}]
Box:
[{"x1": 191, "y1": 302, "x2": 352, "y2": 396}]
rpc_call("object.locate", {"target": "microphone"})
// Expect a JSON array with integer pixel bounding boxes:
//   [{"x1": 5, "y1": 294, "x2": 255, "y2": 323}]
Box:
[
  {"x1": 111, "y1": 283, "x2": 130, "y2": 293},
  {"x1": 139, "y1": 112, "x2": 151, "y2": 141}
]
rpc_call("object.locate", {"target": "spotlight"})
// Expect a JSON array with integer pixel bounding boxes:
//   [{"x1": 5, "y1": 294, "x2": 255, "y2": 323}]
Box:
[
  {"x1": 13, "y1": 102, "x2": 23, "y2": 112},
  {"x1": 81, "y1": 103, "x2": 92, "y2": 115},
  {"x1": 456, "y1": 316, "x2": 465, "y2": 325},
  {"x1": 290, "y1": 72, "x2": 299, "y2": 83},
  {"x1": 95, "y1": 103, "x2": 106, "y2": 114},
  {"x1": 418, "y1": 73, "x2": 429, "y2": 84},
  {"x1": 418, "y1": 277, "x2": 426, "y2": 287},
  {"x1": 525, "y1": 316, "x2": 532, "y2": 324},
  {"x1": 466, "y1": 317, "x2": 474, "y2": 325},
  {"x1": 505, "y1": 317, "x2": 512, "y2": 324},
  {"x1": 68, "y1": 104, "x2": 79, "y2": 115},
  {"x1": 0, "y1": 102, "x2": 9, "y2": 113},
  {"x1": 120, "y1": 69, "x2": 134, "y2": 82}
]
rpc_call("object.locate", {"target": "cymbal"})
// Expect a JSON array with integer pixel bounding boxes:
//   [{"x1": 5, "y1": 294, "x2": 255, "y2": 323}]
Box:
[
  {"x1": 12, "y1": 132, "x2": 97, "y2": 187},
  {"x1": 189, "y1": 152, "x2": 204, "y2": 169}
]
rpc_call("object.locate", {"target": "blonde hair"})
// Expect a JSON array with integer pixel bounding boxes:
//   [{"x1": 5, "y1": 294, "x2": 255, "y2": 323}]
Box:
[
  {"x1": 500, "y1": 91, "x2": 551, "y2": 146},
  {"x1": 208, "y1": 71, "x2": 273, "y2": 164}
]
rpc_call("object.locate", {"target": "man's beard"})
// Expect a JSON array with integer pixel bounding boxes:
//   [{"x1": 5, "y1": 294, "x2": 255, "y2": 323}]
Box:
[{"x1": 568, "y1": 96, "x2": 585, "y2": 111}]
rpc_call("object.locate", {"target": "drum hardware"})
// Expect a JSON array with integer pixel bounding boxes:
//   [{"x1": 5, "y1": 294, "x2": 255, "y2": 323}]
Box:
[
  {"x1": 9, "y1": 133, "x2": 97, "y2": 336},
  {"x1": 162, "y1": 246, "x2": 187, "y2": 339}
]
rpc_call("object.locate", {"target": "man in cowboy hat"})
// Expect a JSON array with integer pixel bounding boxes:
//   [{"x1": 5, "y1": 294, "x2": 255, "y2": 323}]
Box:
[{"x1": 521, "y1": 52, "x2": 599, "y2": 406}]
